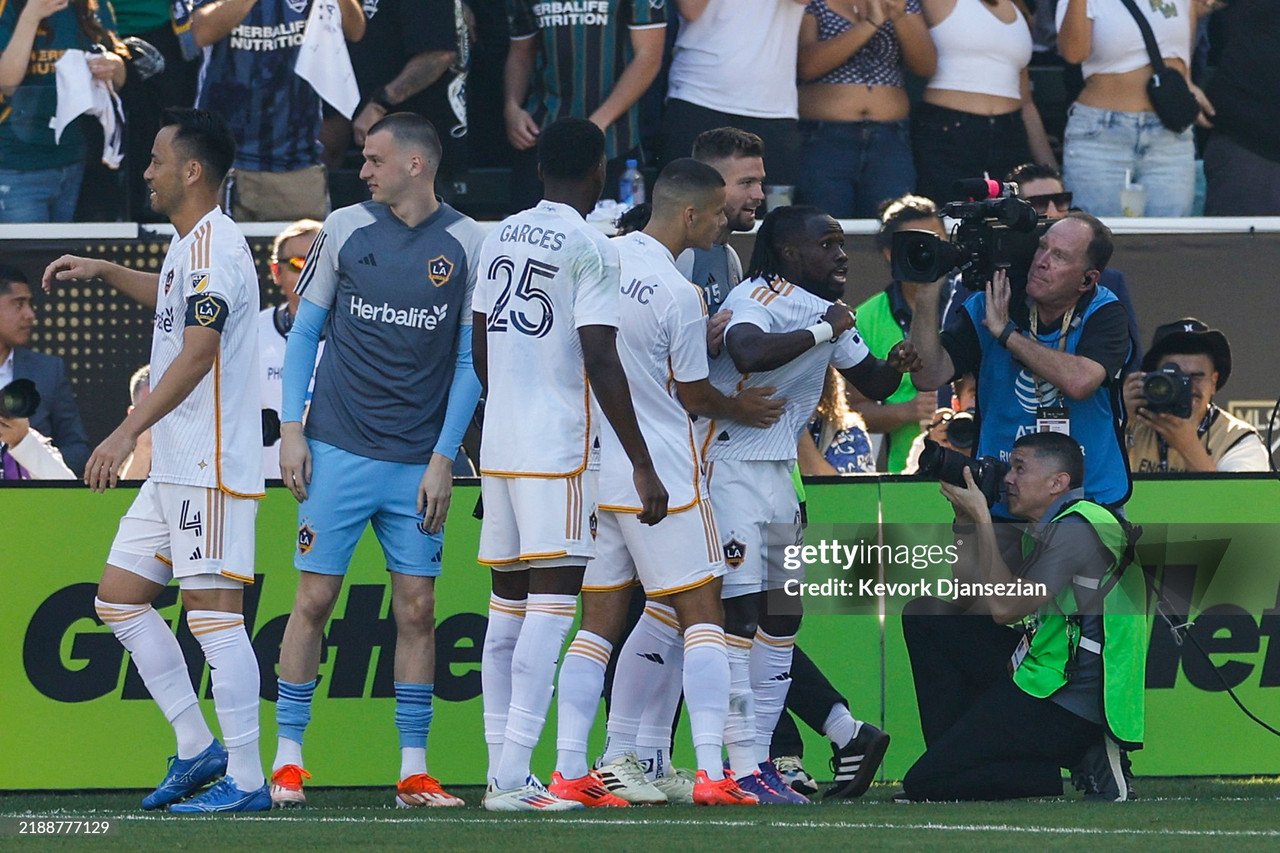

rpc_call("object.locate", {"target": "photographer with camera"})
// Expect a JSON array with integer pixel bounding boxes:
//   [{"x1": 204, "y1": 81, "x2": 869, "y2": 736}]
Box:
[
  {"x1": 0, "y1": 264, "x2": 87, "y2": 480},
  {"x1": 910, "y1": 210, "x2": 1133, "y2": 511},
  {"x1": 901, "y1": 432, "x2": 1146, "y2": 802},
  {"x1": 1124, "y1": 319, "x2": 1268, "y2": 473}
]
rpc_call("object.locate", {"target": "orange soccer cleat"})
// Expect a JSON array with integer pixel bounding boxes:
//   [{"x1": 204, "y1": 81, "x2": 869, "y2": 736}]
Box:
[
  {"x1": 395, "y1": 773, "x2": 465, "y2": 808},
  {"x1": 693, "y1": 770, "x2": 759, "y2": 806},
  {"x1": 549, "y1": 771, "x2": 630, "y2": 807},
  {"x1": 269, "y1": 764, "x2": 312, "y2": 808}
]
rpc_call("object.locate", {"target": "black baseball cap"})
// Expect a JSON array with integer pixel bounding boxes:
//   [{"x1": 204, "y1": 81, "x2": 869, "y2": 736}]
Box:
[{"x1": 1142, "y1": 318, "x2": 1231, "y2": 389}]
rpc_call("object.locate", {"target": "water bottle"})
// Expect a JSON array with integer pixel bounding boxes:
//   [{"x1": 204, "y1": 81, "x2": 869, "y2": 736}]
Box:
[{"x1": 619, "y1": 159, "x2": 644, "y2": 207}]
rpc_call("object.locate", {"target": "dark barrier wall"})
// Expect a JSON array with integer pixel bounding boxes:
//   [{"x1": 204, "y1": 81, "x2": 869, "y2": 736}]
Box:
[
  {"x1": 728, "y1": 230, "x2": 1280, "y2": 420},
  {"x1": 3, "y1": 229, "x2": 1278, "y2": 448}
]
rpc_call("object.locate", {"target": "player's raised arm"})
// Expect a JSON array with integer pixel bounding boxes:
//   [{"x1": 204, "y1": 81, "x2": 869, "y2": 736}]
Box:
[{"x1": 42, "y1": 255, "x2": 160, "y2": 309}]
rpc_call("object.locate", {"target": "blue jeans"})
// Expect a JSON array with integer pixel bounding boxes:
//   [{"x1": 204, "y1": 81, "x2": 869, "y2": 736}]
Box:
[
  {"x1": 0, "y1": 162, "x2": 85, "y2": 223},
  {"x1": 798, "y1": 118, "x2": 916, "y2": 218},
  {"x1": 1062, "y1": 104, "x2": 1195, "y2": 217}
]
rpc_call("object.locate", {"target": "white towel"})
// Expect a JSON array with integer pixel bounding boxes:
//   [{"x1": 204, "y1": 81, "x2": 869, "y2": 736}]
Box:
[
  {"x1": 51, "y1": 49, "x2": 125, "y2": 169},
  {"x1": 295, "y1": 0, "x2": 360, "y2": 119}
]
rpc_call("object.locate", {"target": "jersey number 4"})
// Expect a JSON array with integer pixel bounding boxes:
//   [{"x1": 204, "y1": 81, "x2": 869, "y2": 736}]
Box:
[{"x1": 487, "y1": 256, "x2": 559, "y2": 338}]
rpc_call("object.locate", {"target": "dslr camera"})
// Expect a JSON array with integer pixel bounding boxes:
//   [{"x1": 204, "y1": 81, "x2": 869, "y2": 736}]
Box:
[
  {"x1": 917, "y1": 438, "x2": 1009, "y2": 507},
  {"x1": 1142, "y1": 365, "x2": 1193, "y2": 418},
  {"x1": 891, "y1": 179, "x2": 1040, "y2": 290},
  {"x1": 0, "y1": 379, "x2": 40, "y2": 419}
]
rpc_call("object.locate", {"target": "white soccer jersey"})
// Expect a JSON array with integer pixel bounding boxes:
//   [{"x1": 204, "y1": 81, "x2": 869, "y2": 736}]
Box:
[
  {"x1": 149, "y1": 208, "x2": 264, "y2": 497},
  {"x1": 257, "y1": 305, "x2": 323, "y2": 480},
  {"x1": 473, "y1": 200, "x2": 620, "y2": 477},
  {"x1": 706, "y1": 276, "x2": 870, "y2": 463},
  {"x1": 598, "y1": 232, "x2": 709, "y2": 512}
]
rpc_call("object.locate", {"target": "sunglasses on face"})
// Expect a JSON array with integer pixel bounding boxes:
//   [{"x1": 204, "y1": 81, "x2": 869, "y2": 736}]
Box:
[
  {"x1": 1025, "y1": 192, "x2": 1073, "y2": 215},
  {"x1": 283, "y1": 256, "x2": 306, "y2": 272}
]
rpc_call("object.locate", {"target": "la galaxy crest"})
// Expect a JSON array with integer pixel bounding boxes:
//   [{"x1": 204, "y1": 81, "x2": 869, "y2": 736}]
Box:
[
  {"x1": 297, "y1": 523, "x2": 316, "y2": 555},
  {"x1": 723, "y1": 538, "x2": 746, "y2": 568},
  {"x1": 428, "y1": 255, "x2": 455, "y2": 287}
]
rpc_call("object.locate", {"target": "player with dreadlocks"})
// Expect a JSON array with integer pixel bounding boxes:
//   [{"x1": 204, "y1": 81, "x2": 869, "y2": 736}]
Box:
[{"x1": 696, "y1": 205, "x2": 918, "y2": 801}]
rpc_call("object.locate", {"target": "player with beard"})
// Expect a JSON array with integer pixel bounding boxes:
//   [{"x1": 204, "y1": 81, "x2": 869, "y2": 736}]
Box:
[{"x1": 705, "y1": 205, "x2": 918, "y2": 801}]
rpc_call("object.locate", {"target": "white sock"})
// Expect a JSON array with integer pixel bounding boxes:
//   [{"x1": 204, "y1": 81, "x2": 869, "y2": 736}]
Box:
[
  {"x1": 95, "y1": 598, "x2": 212, "y2": 759},
  {"x1": 555, "y1": 630, "x2": 612, "y2": 780},
  {"x1": 724, "y1": 633, "x2": 757, "y2": 780},
  {"x1": 401, "y1": 747, "x2": 427, "y2": 779},
  {"x1": 603, "y1": 602, "x2": 679, "y2": 770},
  {"x1": 823, "y1": 704, "x2": 860, "y2": 749},
  {"x1": 632, "y1": 603, "x2": 684, "y2": 780},
  {"x1": 683, "y1": 623, "x2": 729, "y2": 781},
  {"x1": 482, "y1": 594, "x2": 525, "y2": 782},
  {"x1": 750, "y1": 629, "x2": 796, "y2": 765},
  {"x1": 495, "y1": 594, "x2": 576, "y2": 790},
  {"x1": 187, "y1": 610, "x2": 264, "y2": 791},
  {"x1": 275, "y1": 736, "x2": 303, "y2": 771}
]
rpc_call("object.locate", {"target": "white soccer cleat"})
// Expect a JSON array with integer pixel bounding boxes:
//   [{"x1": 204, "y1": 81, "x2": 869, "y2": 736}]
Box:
[
  {"x1": 594, "y1": 753, "x2": 668, "y2": 805},
  {"x1": 269, "y1": 764, "x2": 311, "y2": 808},
  {"x1": 651, "y1": 767, "x2": 696, "y2": 805},
  {"x1": 481, "y1": 776, "x2": 586, "y2": 812}
]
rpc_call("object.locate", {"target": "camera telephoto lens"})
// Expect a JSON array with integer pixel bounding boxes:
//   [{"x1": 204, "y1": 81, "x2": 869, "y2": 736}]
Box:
[
  {"x1": 945, "y1": 411, "x2": 978, "y2": 451},
  {"x1": 0, "y1": 379, "x2": 40, "y2": 419},
  {"x1": 1143, "y1": 372, "x2": 1176, "y2": 406}
]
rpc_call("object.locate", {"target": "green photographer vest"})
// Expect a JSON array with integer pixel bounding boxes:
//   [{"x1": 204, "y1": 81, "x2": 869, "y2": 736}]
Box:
[
  {"x1": 852, "y1": 290, "x2": 918, "y2": 473},
  {"x1": 1012, "y1": 500, "x2": 1147, "y2": 749}
]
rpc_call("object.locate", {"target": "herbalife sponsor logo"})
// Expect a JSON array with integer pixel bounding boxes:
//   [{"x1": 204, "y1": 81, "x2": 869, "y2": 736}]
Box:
[{"x1": 350, "y1": 295, "x2": 448, "y2": 330}]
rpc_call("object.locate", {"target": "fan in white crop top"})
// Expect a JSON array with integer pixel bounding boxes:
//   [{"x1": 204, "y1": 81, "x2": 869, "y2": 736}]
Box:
[
  {"x1": 1056, "y1": 0, "x2": 1193, "y2": 79},
  {"x1": 927, "y1": 0, "x2": 1032, "y2": 100}
]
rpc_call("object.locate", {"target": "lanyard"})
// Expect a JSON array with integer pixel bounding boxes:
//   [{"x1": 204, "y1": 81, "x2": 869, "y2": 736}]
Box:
[
  {"x1": 1157, "y1": 407, "x2": 1215, "y2": 472},
  {"x1": 1027, "y1": 306, "x2": 1075, "y2": 406}
]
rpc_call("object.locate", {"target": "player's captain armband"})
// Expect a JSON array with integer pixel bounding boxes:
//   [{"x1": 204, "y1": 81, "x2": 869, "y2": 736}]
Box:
[{"x1": 185, "y1": 293, "x2": 230, "y2": 333}]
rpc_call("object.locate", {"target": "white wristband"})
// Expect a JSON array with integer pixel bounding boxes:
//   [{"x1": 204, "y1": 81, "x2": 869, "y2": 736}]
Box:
[{"x1": 807, "y1": 321, "x2": 835, "y2": 345}]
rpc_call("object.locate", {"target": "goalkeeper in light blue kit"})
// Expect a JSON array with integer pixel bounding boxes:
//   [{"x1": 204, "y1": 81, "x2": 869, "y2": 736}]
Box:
[{"x1": 269, "y1": 113, "x2": 484, "y2": 808}]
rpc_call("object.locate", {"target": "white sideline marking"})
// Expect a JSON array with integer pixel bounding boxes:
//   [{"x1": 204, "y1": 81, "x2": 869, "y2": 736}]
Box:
[{"x1": 3, "y1": 812, "x2": 1280, "y2": 837}]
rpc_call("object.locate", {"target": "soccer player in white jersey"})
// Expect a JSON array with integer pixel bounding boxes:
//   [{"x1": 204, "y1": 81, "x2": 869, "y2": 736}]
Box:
[
  {"x1": 473, "y1": 117, "x2": 669, "y2": 812},
  {"x1": 43, "y1": 109, "x2": 270, "y2": 813},
  {"x1": 551, "y1": 159, "x2": 785, "y2": 808},
  {"x1": 706, "y1": 205, "x2": 919, "y2": 801},
  {"x1": 258, "y1": 219, "x2": 321, "y2": 480}
]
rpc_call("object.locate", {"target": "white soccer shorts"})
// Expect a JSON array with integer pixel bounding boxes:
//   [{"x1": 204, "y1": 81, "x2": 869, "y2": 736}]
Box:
[
  {"x1": 583, "y1": 501, "x2": 725, "y2": 597},
  {"x1": 477, "y1": 472, "x2": 596, "y2": 570},
  {"x1": 706, "y1": 458, "x2": 803, "y2": 599},
  {"x1": 107, "y1": 480, "x2": 258, "y2": 589}
]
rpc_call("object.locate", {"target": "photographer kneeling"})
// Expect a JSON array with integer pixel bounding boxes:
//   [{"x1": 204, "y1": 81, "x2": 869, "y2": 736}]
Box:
[
  {"x1": 901, "y1": 433, "x2": 1146, "y2": 802},
  {"x1": 1125, "y1": 319, "x2": 1268, "y2": 473}
]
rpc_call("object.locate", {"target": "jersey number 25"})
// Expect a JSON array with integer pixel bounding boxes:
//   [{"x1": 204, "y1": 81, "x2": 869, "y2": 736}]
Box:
[{"x1": 487, "y1": 256, "x2": 558, "y2": 338}]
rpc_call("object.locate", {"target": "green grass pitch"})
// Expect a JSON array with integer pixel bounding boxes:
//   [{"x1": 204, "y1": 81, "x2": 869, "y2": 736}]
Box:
[{"x1": 3, "y1": 779, "x2": 1279, "y2": 851}]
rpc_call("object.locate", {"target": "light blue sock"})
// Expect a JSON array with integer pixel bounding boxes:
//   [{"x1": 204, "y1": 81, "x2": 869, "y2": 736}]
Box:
[
  {"x1": 394, "y1": 682, "x2": 434, "y2": 750},
  {"x1": 276, "y1": 678, "x2": 317, "y2": 744}
]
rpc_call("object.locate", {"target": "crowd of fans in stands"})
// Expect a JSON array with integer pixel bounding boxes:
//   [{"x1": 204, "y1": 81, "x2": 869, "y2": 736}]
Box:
[{"x1": 1, "y1": 0, "x2": 1276, "y2": 223}]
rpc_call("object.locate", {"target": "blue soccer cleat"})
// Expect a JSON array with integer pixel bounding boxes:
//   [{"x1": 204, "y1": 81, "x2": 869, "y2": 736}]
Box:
[
  {"x1": 168, "y1": 777, "x2": 272, "y2": 813},
  {"x1": 141, "y1": 740, "x2": 228, "y2": 811},
  {"x1": 734, "y1": 770, "x2": 797, "y2": 805},
  {"x1": 756, "y1": 761, "x2": 812, "y2": 804}
]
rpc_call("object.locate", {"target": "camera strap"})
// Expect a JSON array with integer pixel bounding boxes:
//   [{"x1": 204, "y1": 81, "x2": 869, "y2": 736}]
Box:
[
  {"x1": 1028, "y1": 306, "x2": 1075, "y2": 411},
  {"x1": 1155, "y1": 406, "x2": 1216, "y2": 472}
]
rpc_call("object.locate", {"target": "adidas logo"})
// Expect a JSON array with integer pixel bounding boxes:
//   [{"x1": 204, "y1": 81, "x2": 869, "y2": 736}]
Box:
[
  {"x1": 769, "y1": 671, "x2": 792, "y2": 682},
  {"x1": 358, "y1": 253, "x2": 377, "y2": 266},
  {"x1": 716, "y1": 431, "x2": 730, "y2": 442},
  {"x1": 189, "y1": 547, "x2": 202, "y2": 561},
  {"x1": 637, "y1": 652, "x2": 666, "y2": 665}
]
